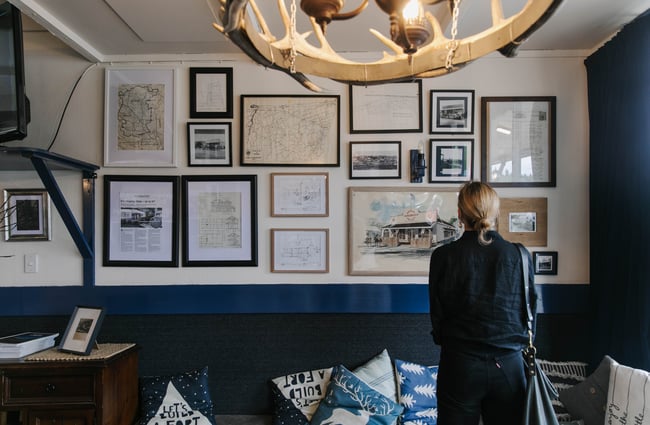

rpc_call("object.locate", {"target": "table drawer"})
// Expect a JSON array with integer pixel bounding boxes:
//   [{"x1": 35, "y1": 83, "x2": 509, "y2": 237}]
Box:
[{"x1": 3, "y1": 374, "x2": 95, "y2": 404}]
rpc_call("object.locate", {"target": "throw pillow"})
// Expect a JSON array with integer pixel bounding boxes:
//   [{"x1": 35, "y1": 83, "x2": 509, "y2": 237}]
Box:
[
  {"x1": 138, "y1": 366, "x2": 216, "y2": 425},
  {"x1": 353, "y1": 349, "x2": 398, "y2": 401},
  {"x1": 310, "y1": 365, "x2": 404, "y2": 425},
  {"x1": 537, "y1": 359, "x2": 588, "y2": 422},
  {"x1": 559, "y1": 355, "x2": 614, "y2": 425},
  {"x1": 604, "y1": 358, "x2": 650, "y2": 425},
  {"x1": 269, "y1": 366, "x2": 333, "y2": 425},
  {"x1": 394, "y1": 359, "x2": 439, "y2": 425}
]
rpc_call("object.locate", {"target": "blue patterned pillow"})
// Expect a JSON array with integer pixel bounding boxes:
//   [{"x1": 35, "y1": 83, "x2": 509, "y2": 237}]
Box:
[
  {"x1": 138, "y1": 366, "x2": 216, "y2": 425},
  {"x1": 395, "y1": 359, "x2": 439, "y2": 425},
  {"x1": 311, "y1": 365, "x2": 403, "y2": 425}
]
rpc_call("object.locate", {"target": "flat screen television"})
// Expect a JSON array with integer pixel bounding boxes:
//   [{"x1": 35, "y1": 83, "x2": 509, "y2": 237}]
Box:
[{"x1": 0, "y1": 1, "x2": 29, "y2": 143}]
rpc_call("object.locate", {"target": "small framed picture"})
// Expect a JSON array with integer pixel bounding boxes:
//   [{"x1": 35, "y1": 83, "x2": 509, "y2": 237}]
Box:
[
  {"x1": 533, "y1": 251, "x2": 558, "y2": 275},
  {"x1": 187, "y1": 122, "x2": 232, "y2": 166},
  {"x1": 350, "y1": 81, "x2": 422, "y2": 133},
  {"x1": 59, "y1": 306, "x2": 106, "y2": 355},
  {"x1": 271, "y1": 228, "x2": 329, "y2": 273},
  {"x1": 349, "y1": 141, "x2": 402, "y2": 179},
  {"x1": 429, "y1": 139, "x2": 473, "y2": 183},
  {"x1": 189, "y1": 67, "x2": 233, "y2": 118},
  {"x1": 498, "y1": 197, "x2": 548, "y2": 246},
  {"x1": 271, "y1": 172, "x2": 329, "y2": 217},
  {"x1": 3, "y1": 189, "x2": 51, "y2": 241},
  {"x1": 429, "y1": 90, "x2": 475, "y2": 134}
]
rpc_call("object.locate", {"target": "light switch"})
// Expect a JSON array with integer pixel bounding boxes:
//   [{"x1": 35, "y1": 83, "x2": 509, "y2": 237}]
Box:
[{"x1": 24, "y1": 253, "x2": 38, "y2": 273}]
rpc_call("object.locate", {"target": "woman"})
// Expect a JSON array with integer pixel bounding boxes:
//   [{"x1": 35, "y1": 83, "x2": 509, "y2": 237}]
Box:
[{"x1": 428, "y1": 181, "x2": 536, "y2": 425}]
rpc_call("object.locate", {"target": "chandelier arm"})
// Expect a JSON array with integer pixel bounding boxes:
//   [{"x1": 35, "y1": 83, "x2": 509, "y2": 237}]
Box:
[{"x1": 331, "y1": 0, "x2": 370, "y2": 21}]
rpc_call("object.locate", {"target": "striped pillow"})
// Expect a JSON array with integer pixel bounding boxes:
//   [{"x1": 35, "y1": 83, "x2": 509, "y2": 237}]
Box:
[{"x1": 537, "y1": 359, "x2": 588, "y2": 422}]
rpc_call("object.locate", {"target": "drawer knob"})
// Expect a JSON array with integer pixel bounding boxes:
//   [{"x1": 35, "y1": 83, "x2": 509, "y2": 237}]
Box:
[{"x1": 45, "y1": 383, "x2": 57, "y2": 393}]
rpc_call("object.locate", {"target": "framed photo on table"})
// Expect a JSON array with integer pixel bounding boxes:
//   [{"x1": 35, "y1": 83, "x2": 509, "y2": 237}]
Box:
[
  {"x1": 3, "y1": 189, "x2": 51, "y2": 241},
  {"x1": 182, "y1": 175, "x2": 258, "y2": 267},
  {"x1": 187, "y1": 122, "x2": 232, "y2": 166},
  {"x1": 103, "y1": 175, "x2": 179, "y2": 267},
  {"x1": 481, "y1": 96, "x2": 556, "y2": 187},
  {"x1": 429, "y1": 139, "x2": 473, "y2": 183},
  {"x1": 59, "y1": 305, "x2": 106, "y2": 355},
  {"x1": 271, "y1": 228, "x2": 329, "y2": 273},
  {"x1": 189, "y1": 67, "x2": 233, "y2": 118},
  {"x1": 104, "y1": 68, "x2": 177, "y2": 167},
  {"x1": 350, "y1": 81, "x2": 422, "y2": 133},
  {"x1": 271, "y1": 172, "x2": 329, "y2": 217},
  {"x1": 429, "y1": 89, "x2": 475, "y2": 134},
  {"x1": 349, "y1": 141, "x2": 402, "y2": 179}
]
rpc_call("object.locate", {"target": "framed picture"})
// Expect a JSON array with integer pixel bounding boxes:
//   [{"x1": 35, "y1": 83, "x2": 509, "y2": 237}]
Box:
[
  {"x1": 481, "y1": 96, "x2": 556, "y2": 187},
  {"x1": 350, "y1": 141, "x2": 402, "y2": 179},
  {"x1": 189, "y1": 67, "x2": 233, "y2": 119},
  {"x1": 271, "y1": 228, "x2": 329, "y2": 273},
  {"x1": 103, "y1": 175, "x2": 180, "y2": 267},
  {"x1": 240, "y1": 95, "x2": 340, "y2": 166},
  {"x1": 104, "y1": 68, "x2": 177, "y2": 167},
  {"x1": 429, "y1": 89, "x2": 475, "y2": 134},
  {"x1": 350, "y1": 81, "x2": 422, "y2": 133},
  {"x1": 182, "y1": 175, "x2": 257, "y2": 267},
  {"x1": 187, "y1": 122, "x2": 232, "y2": 166},
  {"x1": 533, "y1": 251, "x2": 558, "y2": 275},
  {"x1": 2, "y1": 189, "x2": 51, "y2": 241},
  {"x1": 429, "y1": 139, "x2": 474, "y2": 183},
  {"x1": 498, "y1": 197, "x2": 548, "y2": 246},
  {"x1": 271, "y1": 172, "x2": 329, "y2": 217},
  {"x1": 348, "y1": 187, "x2": 461, "y2": 276},
  {"x1": 59, "y1": 306, "x2": 106, "y2": 355}
]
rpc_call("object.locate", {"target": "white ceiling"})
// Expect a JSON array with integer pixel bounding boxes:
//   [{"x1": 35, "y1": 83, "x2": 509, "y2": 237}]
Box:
[{"x1": 7, "y1": 0, "x2": 650, "y2": 62}]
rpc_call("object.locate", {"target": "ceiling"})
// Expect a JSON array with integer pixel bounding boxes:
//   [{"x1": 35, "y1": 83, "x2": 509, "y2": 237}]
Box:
[{"x1": 7, "y1": 0, "x2": 650, "y2": 62}]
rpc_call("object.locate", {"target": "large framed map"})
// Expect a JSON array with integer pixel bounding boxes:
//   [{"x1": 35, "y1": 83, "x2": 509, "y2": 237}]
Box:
[
  {"x1": 240, "y1": 95, "x2": 340, "y2": 166},
  {"x1": 104, "y1": 68, "x2": 176, "y2": 167}
]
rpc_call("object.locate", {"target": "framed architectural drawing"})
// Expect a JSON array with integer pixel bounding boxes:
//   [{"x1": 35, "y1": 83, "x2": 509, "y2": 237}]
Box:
[
  {"x1": 2, "y1": 189, "x2": 51, "y2": 241},
  {"x1": 498, "y1": 197, "x2": 548, "y2": 246},
  {"x1": 104, "y1": 68, "x2": 176, "y2": 167},
  {"x1": 182, "y1": 175, "x2": 258, "y2": 267},
  {"x1": 429, "y1": 89, "x2": 475, "y2": 134},
  {"x1": 103, "y1": 175, "x2": 179, "y2": 267},
  {"x1": 349, "y1": 141, "x2": 402, "y2": 179},
  {"x1": 348, "y1": 187, "x2": 461, "y2": 276},
  {"x1": 240, "y1": 95, "x2": 340, "y2": 166},
  {"x1": 189, "y1": 67, "x2": 233, "y2": 118},
  {"x1": 349, "y1": 81, "x2": 422, "y2": 133},
  {"x1": 187, "y1": 122, "x2": 232, "y2": 166},
  {"x1": 271, "y1": 172, "x2": 329, "y2": 217},
  {"x1": 429, "y1": 139, "x2": 473, "y2": 183},
  {"x1": 271, "y1": 228, "x2": 329, "y2": 273}
]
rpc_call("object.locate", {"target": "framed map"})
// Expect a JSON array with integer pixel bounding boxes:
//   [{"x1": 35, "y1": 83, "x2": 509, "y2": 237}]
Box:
[
  {"x1": 104, "y1": 68, "x2": 176, "y2": 167},
  {"x1": 240, "y1": 95, "x2": 340, "y2": 166}
]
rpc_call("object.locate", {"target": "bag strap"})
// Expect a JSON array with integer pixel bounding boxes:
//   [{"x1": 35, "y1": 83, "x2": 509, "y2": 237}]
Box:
[{"x1": 515, "y1": 242, "x2": 534, "y2": 334}]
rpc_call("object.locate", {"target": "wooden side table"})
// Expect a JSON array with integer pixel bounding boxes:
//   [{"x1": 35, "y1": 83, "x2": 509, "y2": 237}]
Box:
[{"x1": 0, "y1": 343, "x2": 138, "y2": 425}]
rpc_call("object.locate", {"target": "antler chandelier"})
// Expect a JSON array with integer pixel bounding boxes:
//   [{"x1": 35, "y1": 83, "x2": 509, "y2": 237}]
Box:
[{"x1": 210, "y1": 0, "x2": 563, "y2": 92}]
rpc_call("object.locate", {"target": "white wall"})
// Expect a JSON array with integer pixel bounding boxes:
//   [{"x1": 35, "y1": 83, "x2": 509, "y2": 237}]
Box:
[{"x1": 0, "y1": 32, "x2": 590, "y2": 287}]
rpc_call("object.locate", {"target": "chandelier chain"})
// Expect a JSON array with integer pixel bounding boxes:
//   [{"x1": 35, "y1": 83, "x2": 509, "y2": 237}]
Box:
[
  {"x1": 289, "y1": 0, "x2": 297, "y2": 73},
  {"x1": 445, "y1": 0, "x2": 461, "y2": 70}
]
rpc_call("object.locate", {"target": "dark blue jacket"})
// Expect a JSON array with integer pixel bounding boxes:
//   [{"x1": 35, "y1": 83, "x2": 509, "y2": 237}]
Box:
[{"x1": 428, "y1": 230, "x2": 537, "y2": 354}]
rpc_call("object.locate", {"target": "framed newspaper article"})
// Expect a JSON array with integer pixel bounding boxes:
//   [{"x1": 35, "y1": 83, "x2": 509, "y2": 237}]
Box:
[{"x1": 103, "y1": 175, "x2": 179, "y2": 267}]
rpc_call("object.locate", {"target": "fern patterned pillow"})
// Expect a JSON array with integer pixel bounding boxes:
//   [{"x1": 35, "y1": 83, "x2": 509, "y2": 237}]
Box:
[{"x1": 395, "y1": 359, "x2": 439, "y2": 425}]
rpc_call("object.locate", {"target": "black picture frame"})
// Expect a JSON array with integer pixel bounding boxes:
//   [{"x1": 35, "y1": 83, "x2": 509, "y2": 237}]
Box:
[
  {"x1": 429, "y1": 89, "x2": 475, "y2": 134},
  {"x1": 349, "y1": 141, "x2": 402, "y2": 179},
  {"x1": 187, "y1": 122, "x2": 233, "y2": 166},
  {"x1": 349, "y1": 81, "x2": 422, "y2": 133},
  {"x1": 103, "y1": 175, "x2": 180, "y2": 267},
  {"x1": 533, "y1": 251, "x2": 558, "y2": 275},
  {"x1": 189, "y1": 67, "x2": 233, "y2": 119},
  {"x1": 429, "y1": 139, "x2": 474, "y2": 183},
  {"x1": 182, "y1": 175, "x2": 258, "y2": 267},
  {"x1": 59, "y1": 305, "x2": 106, "y2": 355}
]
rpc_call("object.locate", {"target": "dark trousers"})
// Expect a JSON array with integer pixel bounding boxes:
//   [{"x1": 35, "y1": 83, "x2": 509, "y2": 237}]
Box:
[{"x1": 437, "y1": 347, "x2": 526, "y2": 425}]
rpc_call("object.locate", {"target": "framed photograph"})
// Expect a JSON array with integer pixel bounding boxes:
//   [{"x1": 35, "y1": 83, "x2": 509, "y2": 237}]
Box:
[
  {"x1": 498, "y1": 197, "x2": 548, "y2": 246},
  {"x1": 348, "y1": 187, "x2": 461, "y2": 276},
  {"x1": 350, "y1": 81, "x2": 422, "y2": 133},
  {"x1": 271, "y1": 228, "x2": 329, "y2": 273},
  {"x1": 59, "y1": 306, "x2": 106, "y2": 355},
  {"x1": 182, "y1": 175, "x2": 257, "y2": 267},
  {"x1": 350, "y1": 141, "x2": 402, "y2": 179},
  {"x1": 429, "y1": 89, "x2": 475, "y2": 134},
  {"x1": 481, "y1": 96, "x2": 556, "y2": 187},
  {"x1": 271, "y1": 172, "x2": 329, "y2": 217},
  {"x1": 429, "y1": 139, "x2": 474, "y2": 183},
  {"x1": 3, "y1": 189, "x2": 51, "y2": 241},
  {"x1": 189, "y1": 67, "x2": 233, "y2": 119},
  {"x1": 240, "y1": 95, "x2": 340, "y2": 166},
  {"x1": 187, "y1": 122, "x2": 232, "y2": 166},
  {"x1": 103, "y1": 175, "x2": 180, "y2": 267},
  {"x1": 533, "y1": 251, "x2": 558, "y2": 275},
  {"x1": 104, "y1": 68, "x2": 177, "y2": 167}
]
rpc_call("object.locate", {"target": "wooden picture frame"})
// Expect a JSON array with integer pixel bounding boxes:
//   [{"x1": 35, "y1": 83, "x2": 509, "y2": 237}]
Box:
[
  {"x1": 349, "y1": 81, "x2": 422, "y2": 133},
  {"x1": 533, "y1": 251, "x2": 558, "y2": 275},
  {"x1": 187, "y1": 122, "x2": 232, "y2": 166},
  {"x1": 271, "y1": 172, "x2": 329, "y2": 217},
  {"x1": 3, "y1": 189, "x2": 51, "y2": 241},
  {"x1": 481, "y1": 96, "x2": 556, "y2": 187},
  {"x1": 240, "y1": 95, "x2": 340, "y2": 166},
  {"x1": 104, "y1": 68, "x2": 177, "y2": 167},
  {"x1": 497, "y1": 197, "x2": 548, "y2": 246},
  {"x1": 103, "y1": 175, "x2": 179, "y2": 267},
  {"x1": 182, "y1": 175, "x2": 258, "y2": 267},
  {"x1": 429, "y1": 139, "x2": 474, "y2": 183},
  {"x1": 189, "y1": 67, "x2": 233, "y2": 119},
  {"x1": 271, "y1": 228, "x2": 329, "y2": 273},
  {"x1": 348, "y1": 187, "x2": 461, "y2": 276},
  {"x1": 429, "y1": 89, "x2": 475, "y2": 134},
  {"x1": 349, "y1": 141, "x2": 402, "y2": 179},
  {"x1": 59, "y1": 305, "x2": 106, "y2": 355}
]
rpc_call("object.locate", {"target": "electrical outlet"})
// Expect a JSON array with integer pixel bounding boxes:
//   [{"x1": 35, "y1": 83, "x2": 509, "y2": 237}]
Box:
[{"x1": 24, "y1": 254, "x2": 38, "y2": 273}]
